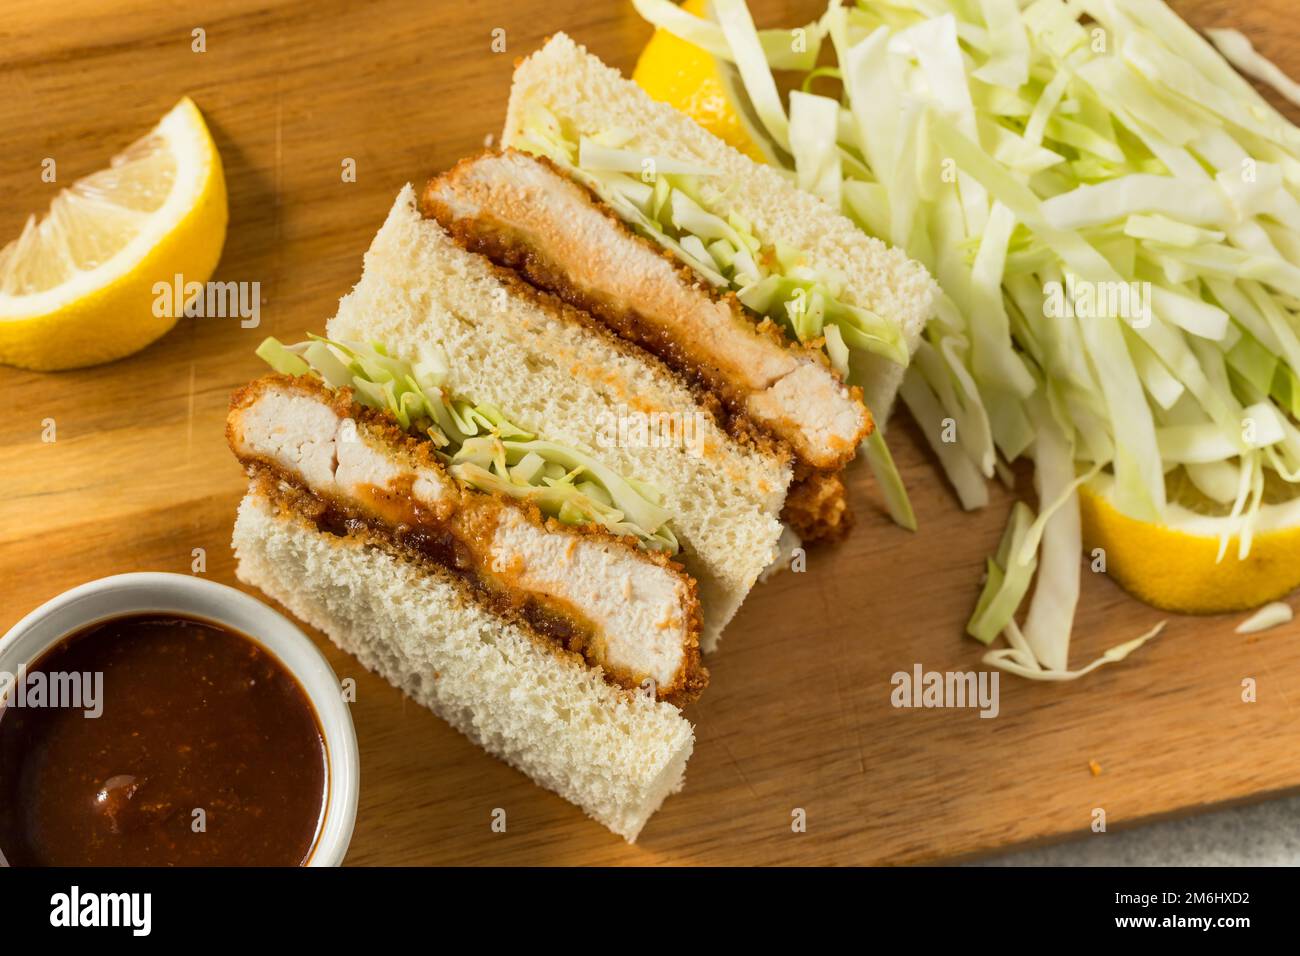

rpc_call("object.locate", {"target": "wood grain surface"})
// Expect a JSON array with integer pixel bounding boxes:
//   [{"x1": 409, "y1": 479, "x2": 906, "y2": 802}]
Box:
[{"x1": 3, "y1": 0, "x2": 1299, "y2": 866}]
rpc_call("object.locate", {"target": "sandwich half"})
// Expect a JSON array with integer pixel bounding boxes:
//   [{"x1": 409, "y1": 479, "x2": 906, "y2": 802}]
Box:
[
  {"x1": 423, "y1": 33, "x2": 937, "y2": 537},
  {"x1": 229, "y1": 185, "x2": 793, "y2": 839}
]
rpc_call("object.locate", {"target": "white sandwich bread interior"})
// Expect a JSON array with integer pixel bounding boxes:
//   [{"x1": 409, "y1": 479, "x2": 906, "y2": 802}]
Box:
[
  {"x1": 327, "y1": 185, "x2": 792, "y2": 651},
  {"x1": 228, "y1": 376, "x2": 703, "y2": 698},
  {"x1": 424, "y1": 150, "x2": 871, "y2": 470},
  {"x1": 502, "y1": 32, "x2": 938, "y2": 424},
  {"x1": 231, "y1": 489, "x2": 695, "y2": 842}
]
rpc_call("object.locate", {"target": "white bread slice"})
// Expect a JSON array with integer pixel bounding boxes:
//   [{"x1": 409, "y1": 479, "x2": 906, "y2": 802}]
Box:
[
  {"x1": 327, "y1": 186, "x2": 791, "y2": 651},
  {"x1": 502, "y1": 32, "x2": 939, "y2": 423},
  {"x1": 232, "y1": 488, "x2": 694, "y2": 842}
]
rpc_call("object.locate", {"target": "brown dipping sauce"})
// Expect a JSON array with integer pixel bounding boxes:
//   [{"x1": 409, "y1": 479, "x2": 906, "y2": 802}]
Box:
[{"x1": 0, "y1": 614, "x2": 327, "y2": 866}]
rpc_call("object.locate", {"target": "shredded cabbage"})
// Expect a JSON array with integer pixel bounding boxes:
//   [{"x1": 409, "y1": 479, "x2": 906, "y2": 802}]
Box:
[
  {"x1": 863, "y1": 426, "x2": 916, "y2": 530},
  {"x1": 641, "y1": 0, "x2": 1300, "y2": 679},
  {"x1": 789, "y1": 90, "x2": 843, "y2": 208},
  {"x1": 713, "y1": 0, "x2": 793, "y2": 152},
  {"x1": 257, "y1": 336, "x2": 678, "y2": 553},
  {"x1": 1207, "y1": 29, "x2": 1300, "y2": 110},
  {"x1": 631, "y1": 0, "x2": 824, "y2": 71},
  {"x1": 1234, "y1": 601, "x2": 1293, "y2": 634}
]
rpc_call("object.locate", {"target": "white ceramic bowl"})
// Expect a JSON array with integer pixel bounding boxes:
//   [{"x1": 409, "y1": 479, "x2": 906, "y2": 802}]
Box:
[{"x1": 0, "y1": 572, "x2": 358, "y2": 867}]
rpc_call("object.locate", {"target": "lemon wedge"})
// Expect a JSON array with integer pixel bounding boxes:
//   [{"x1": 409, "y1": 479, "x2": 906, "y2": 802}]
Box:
[
  {"x1": 1081, "y1": 469, "x2": 1300, "y2": 613},
  {"x1": 0, "y1": 97, "x2": 227, "y2": 371},
  {"x1": 633, "y1": 0, "x2": 769, "y2": 163}
]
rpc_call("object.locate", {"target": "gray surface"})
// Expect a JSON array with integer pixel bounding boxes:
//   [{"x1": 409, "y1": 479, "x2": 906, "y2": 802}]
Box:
[{"x1": 979, "y1": 793, "x2": 1300, "y2": 866}]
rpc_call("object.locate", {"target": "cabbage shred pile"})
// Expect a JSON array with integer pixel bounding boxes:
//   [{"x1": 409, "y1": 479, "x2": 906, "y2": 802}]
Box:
[{"x1": 637, "y1": 0, "x2": 1300, "y2": 678}]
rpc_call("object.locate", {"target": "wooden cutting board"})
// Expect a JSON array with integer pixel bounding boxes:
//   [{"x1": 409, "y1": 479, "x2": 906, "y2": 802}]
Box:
[{"x1": 3, "y1": 0, "x2": 1299, "y2": 866}]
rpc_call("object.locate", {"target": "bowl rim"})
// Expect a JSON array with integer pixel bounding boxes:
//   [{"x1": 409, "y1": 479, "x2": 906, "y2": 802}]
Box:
[{"x1": 0, "y1": 572, "x2": 359, "y2": 867}]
